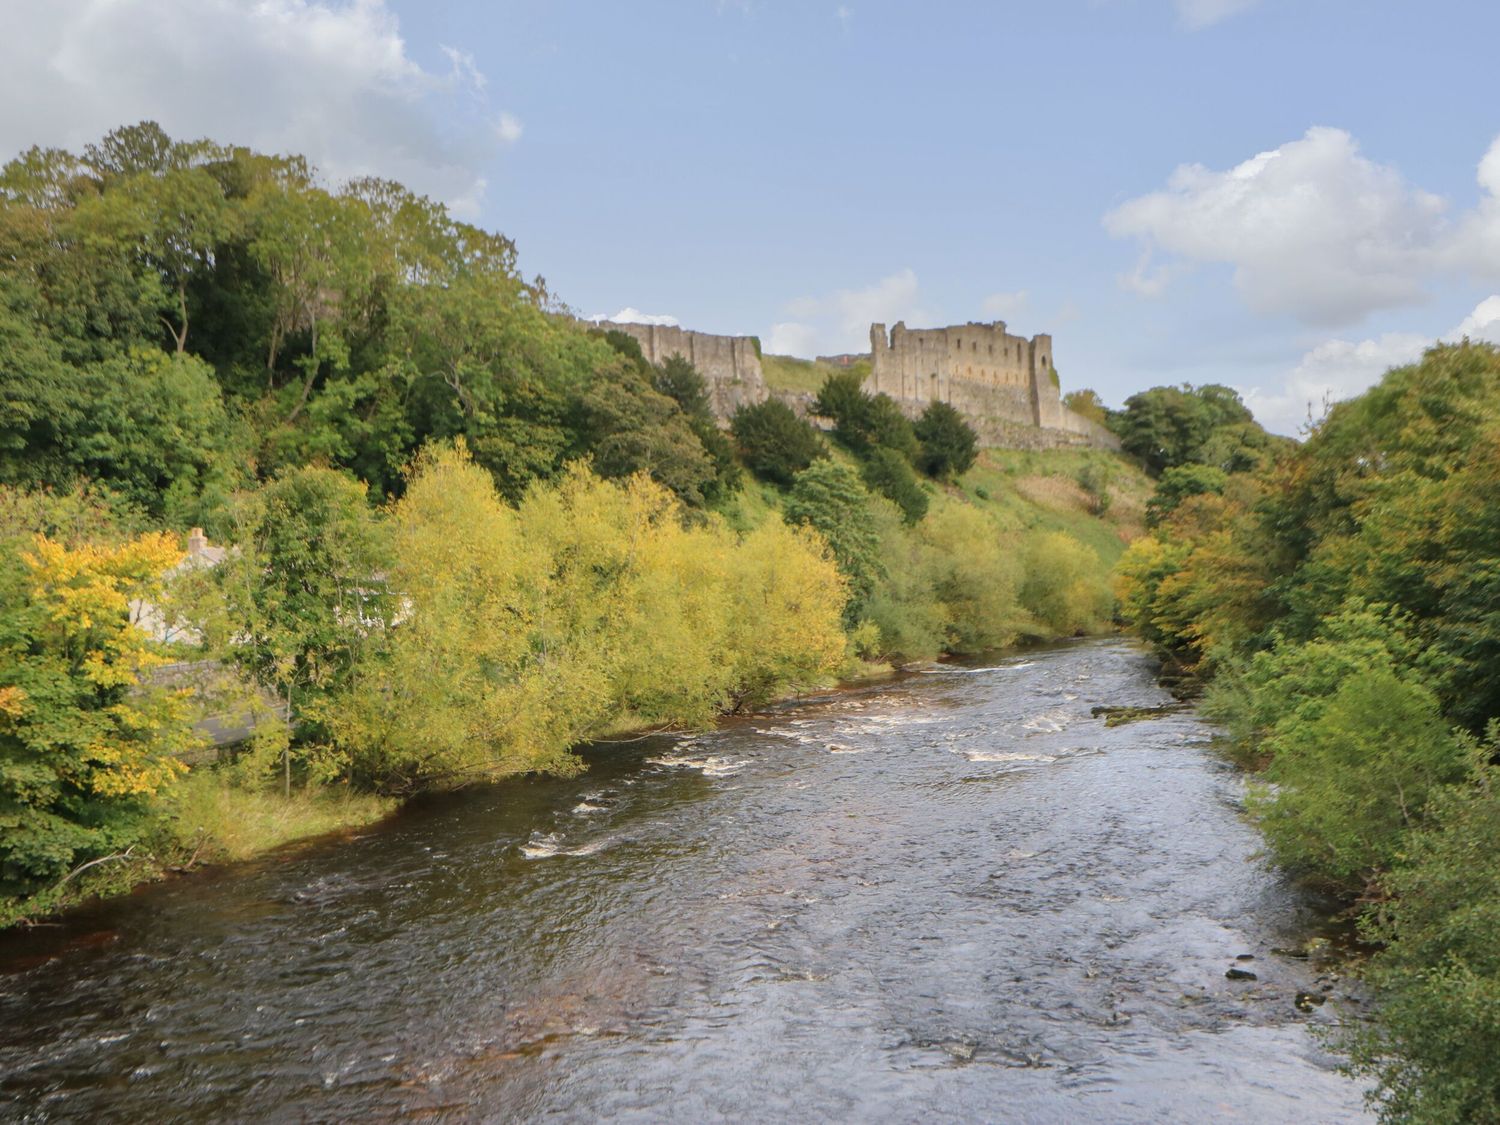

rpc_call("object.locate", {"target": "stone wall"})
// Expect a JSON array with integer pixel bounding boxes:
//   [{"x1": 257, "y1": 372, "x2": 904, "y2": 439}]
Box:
[
  {"x1": 597, "y1": 321, "x2": 768, "y2": 421},
  {"x1": 867, "y1": 320, "x2": 1118, "y2": 451}
]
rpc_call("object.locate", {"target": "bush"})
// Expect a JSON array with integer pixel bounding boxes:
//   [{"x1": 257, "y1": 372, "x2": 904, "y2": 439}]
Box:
[
  {"x1": 320, "y1": 449, "x2": 847, "y2": 790},
  {"x1": 1251, "y1": 666, "x2": 1473, "y2": 889},
  {"x1": 0, "y1": 531, "x2": 197, "y2": 891},
  {"x1": 730, "y1": 399, "x2": 825, "y2": 487},
  {"x1": 1350, "y1": 763, "x2": 1500, "y2": 1124},
  {"x1": 1021, "y1": 532, "x2": 1113, "y2": 636}
]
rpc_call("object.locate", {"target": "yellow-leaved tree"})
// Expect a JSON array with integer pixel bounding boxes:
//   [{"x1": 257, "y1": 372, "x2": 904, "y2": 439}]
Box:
[
  {"x1": 0, "y1": 533, "x2": 199, "y2": 890},
  {"x1": 321, "y1": 447, "x2": 848, "y2": 792}
]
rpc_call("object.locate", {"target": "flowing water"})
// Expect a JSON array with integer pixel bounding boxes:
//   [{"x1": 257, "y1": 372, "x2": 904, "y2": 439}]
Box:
[{"x1": 0, "y1": 639, "x2": 1370, "y2": 1122}]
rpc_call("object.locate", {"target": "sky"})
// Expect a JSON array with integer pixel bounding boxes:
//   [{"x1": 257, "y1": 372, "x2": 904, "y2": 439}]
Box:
[{"x1": 4, "y1": 0, "x2": 1500, "y2": 434}]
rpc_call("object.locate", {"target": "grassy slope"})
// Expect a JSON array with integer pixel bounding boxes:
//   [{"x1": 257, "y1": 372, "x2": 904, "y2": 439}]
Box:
[
  {"x1": 721, "y1": 443, "x2": 1150, "y2": 567},
  {"x1": 760, "y1": 354, "x2": 871, "y2": 395},
  {"x1": 958, "y1": 447, "x2": 1149, "y2": 566}
]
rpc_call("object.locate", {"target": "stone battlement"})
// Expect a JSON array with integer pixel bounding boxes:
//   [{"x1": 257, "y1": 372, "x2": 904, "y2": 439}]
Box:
[
  {"x1": 593, "y1": 315, "x2": 1116, "y2": 451},
  {"x1": 595, "y1": 321, "x2": 768, "y2": 419}
]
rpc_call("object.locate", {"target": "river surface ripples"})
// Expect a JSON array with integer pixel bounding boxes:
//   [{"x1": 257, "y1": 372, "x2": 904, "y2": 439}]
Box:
[{"x1": 0, "y1": 639, "x2": 1371, "y2": 1122}]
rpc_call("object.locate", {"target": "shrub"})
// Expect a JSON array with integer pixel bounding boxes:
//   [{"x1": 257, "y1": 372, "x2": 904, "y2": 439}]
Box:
[
  {"x1": 1350, "y1": 762, "x2": 1500, "y2": 1124},
  {"x1": 1252, "y1": 666, "x2": 1473, "y2": 889},
  {"x1": 1021, "y1": 532, "x2": 1113, "y2": 636}
]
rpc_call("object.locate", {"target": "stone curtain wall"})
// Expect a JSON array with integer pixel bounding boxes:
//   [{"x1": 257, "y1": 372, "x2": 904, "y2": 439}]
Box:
[
  {"x1": 597, "y1": 322, "x2": 768, "y2": 421},
  {"x1": 595, "y1": 315, "x2": 1117, "y2": 450},
  {"x1": 868, "y1": 320, "x2": 1119, "y2": 451}
]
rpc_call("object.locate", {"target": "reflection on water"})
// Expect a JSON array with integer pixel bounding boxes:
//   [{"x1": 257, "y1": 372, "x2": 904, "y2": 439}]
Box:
[{"x1": 0, "y1": 639, "x2": 1369, "y2": 1122}]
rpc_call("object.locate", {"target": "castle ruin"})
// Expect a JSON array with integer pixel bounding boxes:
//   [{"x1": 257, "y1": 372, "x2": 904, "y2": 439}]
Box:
[
  {"x1": 595, "y1": 315, "x2": 1116, "y2": 451},
  {"x1": 868, "y1": 320, "x2": 1117, "y2": 449},
  {"x1": 596, "y1": 321, "x2": 768, "y2": 418}
]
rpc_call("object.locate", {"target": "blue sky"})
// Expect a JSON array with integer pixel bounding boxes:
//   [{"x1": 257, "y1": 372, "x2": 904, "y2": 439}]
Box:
[{"x1": 6, "y1": 0, "x2": 1500, "y2": 432}]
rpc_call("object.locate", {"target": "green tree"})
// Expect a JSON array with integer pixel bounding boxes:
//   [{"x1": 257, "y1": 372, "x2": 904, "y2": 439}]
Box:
[
  {"x1": 1145, "y1": 463, "x2": 1229, "y2": 527},
  {"x1": 731, "y1": 399, "x2": 825, "y2": 487},
  {"x1": 785, "y1": 459, "x2": 883, "y2": 619},
  {"x1": 914, "y1": 400, "x2": 978, "y2": 480},
  {"x1": 814, "y1": 371, "x2": 919, "y2": 460},
  {"x1": 1110, "y1": 383, "x2": 1255, "y2": 473},
  {"x1": 1351, "y1": 763, "x2": 1500, "y2": 1124},
  {"x1": 1252, "y1": 665, "x2": 1472, "y2": 890},
  {"x1": 862, "y1": 446, "x2": 929, "y2": 524},
  {"x1": 573, "y1": 366, "x2": 718, "y2": 509},
  {"x1": 216, "y1": 468, "x2": 390, "y2": 774},
  {"x1": 651, "y1": 355, "x2": 741, "y2": 505}
]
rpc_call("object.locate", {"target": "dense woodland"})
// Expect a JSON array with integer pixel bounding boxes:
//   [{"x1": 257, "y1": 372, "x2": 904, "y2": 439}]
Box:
[
  {"x1": 1115, "y1": 351, "x2": 1500, "y2": 1123},
  {"x1": 0, "y1": 125, "x2": 1127, "y2": 926}
]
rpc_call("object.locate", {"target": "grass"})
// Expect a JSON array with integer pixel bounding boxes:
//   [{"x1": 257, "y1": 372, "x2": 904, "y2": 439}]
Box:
[
  {"x1": 759, "y1": 354, "x2": 870, "y2": 395},
  {"x1": 0, "y1": 770, "x2": 394, "y2": 929},
  {"x1": 157, "y1": 770, "x2": 395, "y2": 864},
  {"x1": 958, "y1": 448, "x2": 1151, "y2": 565}
]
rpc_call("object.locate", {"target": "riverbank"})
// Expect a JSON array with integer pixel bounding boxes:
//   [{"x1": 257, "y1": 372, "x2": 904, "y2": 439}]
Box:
[{"x1": 0, "y1": 653, "x2": 914, "y2": 933}]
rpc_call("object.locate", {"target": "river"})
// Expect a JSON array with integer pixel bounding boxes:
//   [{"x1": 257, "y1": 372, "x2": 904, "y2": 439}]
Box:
[{"x1": 0, "y1": 639, "x2": 1370, "y2": 1122}]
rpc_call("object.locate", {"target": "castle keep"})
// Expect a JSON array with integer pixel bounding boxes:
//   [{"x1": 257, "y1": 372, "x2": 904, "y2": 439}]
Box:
[
  {"x1": 597, "y1": 316, "x2": 1116, "y2": 450},
  {"x1": 868, "y1": 320, "x2": 1117, "y2": 449}
]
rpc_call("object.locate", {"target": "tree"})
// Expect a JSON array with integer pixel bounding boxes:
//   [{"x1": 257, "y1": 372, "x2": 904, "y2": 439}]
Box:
[
  {"x1": 1110, "y1": 383, "x2": 1255, "y2": 473},
  {"x1": 914, "y1": 400, "x2": 978, "y2": 480},
  {"x1": 1350, "y1": 764, "x2": 1500, "y2": 1124},
  {"x1": 0, "y1": 531, "x2": 196, "y2": 889},
  {"x1": 862, "y1": 446, "x2": 929, "y2": 524},
  {"x1": 1062, "y1": 388, "x2": 1108, "y2": 426},
  {"x1": 651, "y1": 355, "x2": 741, "y2": 505},
  {"x1": 785, "y1": 460, "x2": 883, "y2": 618},
  {"x1": 574, "y1": 366, "x2": 718, "y2": 508},
  {"x1": 730, "y1": 399, "x2": 825, "y2": 487},
  {"x1": 814, "y1": 371, "x2": 919, "y2": 460},
  {"x1": 216, "y1": 468, "x2": 390, "y2": 775},
  {"x1": 1145, "y1": 464, "x2": 1229, "y2": 527}
]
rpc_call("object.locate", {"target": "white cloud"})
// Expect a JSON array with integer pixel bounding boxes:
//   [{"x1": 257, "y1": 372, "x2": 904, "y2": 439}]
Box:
[
  {"x1": 1105, "y1": 127, "x2": 1448, "y2": 327},
  {"x1": 1242, "y1": 332, "x2": 1430, "y2": 436},
  {"x1": 1243, "y1": 296, "x2": 1500, "y2": 435},
  {"x1": 591, "y1": 307, "x2": 680, "y2": 327},
  {"x1": 979, "y1": 289, "x2": 1029, "y2": 320},
  {"x1": 494, "y1": 113, "x2": 524, "y2": 145},
  {"x1": 0, "y1": 0, "x2": 518, "y2": 215},
  {"x1": 1448, "y1": 135, "x2": 1500, "y2": 281},
  {"x1": 1452, "y1": 294, "x2": 1500, "y2": 339},
  {"x1": 1174, "y1": 0, "x2": 1259, "y2": 29},
  {"x1": 766, "y1": 322, "x2": 820, "y2": 356},
  {"x1": 766, "y1": 268, "x2": 936, "y2": 356}
]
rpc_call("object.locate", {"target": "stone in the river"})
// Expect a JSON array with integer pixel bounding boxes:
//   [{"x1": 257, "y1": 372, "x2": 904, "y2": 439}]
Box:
[
  {"x1": 1295, "y1": 991, "x2": 1327, "y2": 1012},
  {"x1": 1225, "y1": 967, "x2": 1258, "y2": 981}
]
